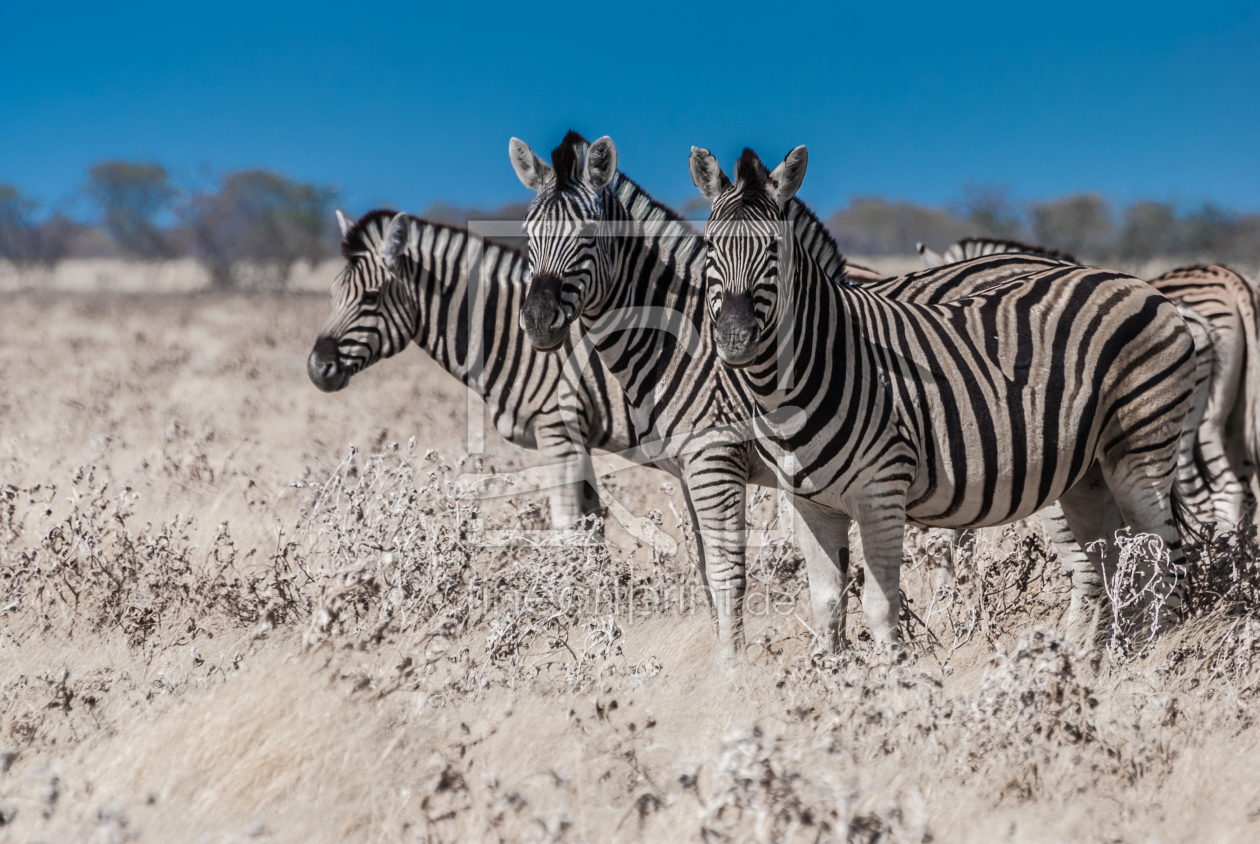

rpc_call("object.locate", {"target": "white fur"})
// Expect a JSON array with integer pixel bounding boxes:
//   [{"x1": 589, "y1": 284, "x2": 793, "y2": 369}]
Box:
[
  {"x1": 585, "y1": 136, "x2": 618, "y2": 190},
  {"x1": 509, "y1": 138, "x2": 555, "y2": 191},
  {"x1": 688, "y1": 146, "x2": 732, "y2": 202},
  {"x1": 768, "y1": 146, "x2": 808, "y2": 207}
]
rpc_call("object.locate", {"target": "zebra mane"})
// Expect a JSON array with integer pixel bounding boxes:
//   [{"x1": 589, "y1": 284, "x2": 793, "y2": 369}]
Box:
[
  {"x1": 550, "y1": 129, "x2": 588, "y2": 192},
  {"x1": 784, "y1": 197, "x2": 848, "y2": 285},
  {"x1": 341, "y1": 209, "x2": 522, "y2": 267},
  {"x1": 341, "y1": 209, "x2": 404, "y2": 260},
  {"x1": 734, "y1": 148, "x2": 768, "y2": 191},
  {"x1": 943, "y1": 237, "x2": 1078, "y2": 266},
  {"x1": 612, "y1": 172, "x2": 699, "y2": 238}
]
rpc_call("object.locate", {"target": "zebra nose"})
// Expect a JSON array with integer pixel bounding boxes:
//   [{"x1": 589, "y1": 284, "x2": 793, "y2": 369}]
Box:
[
  {"x1": 308, "y1": 337, "x2": 350, "y2": 392},
  {"x1": 522, "y1": 274, "x2": 569, "y2": 351},
  {"x1": 714, "y1": 294, "x2": 758, "y2": 366}
]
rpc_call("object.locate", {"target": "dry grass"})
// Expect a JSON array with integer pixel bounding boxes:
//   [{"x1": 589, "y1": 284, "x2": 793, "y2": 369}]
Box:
[{"x1": 3, "y1": 290, "x2": 1260, "y2": 843}]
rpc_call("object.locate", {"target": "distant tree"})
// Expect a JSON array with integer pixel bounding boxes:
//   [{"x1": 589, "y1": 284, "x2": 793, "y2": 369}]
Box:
[
  {"x1": 1228, "y1": 214, "x2": 1260, "y2": 262},
  {"x1": 960, "y1": 184, "x2": 1023, "y2": 239},
  {"x1": 827, "y1": 197, "x2": 972, "y2": 255},
  {"x1": 1119, "y1": 201, "x2": 1178, "y2": 260},
  {"x1": 187, "y1": 169, "x2": 338, "y2": 288},
  {"x1": 86, "y1": 161, "x2": 177, "y2": 259},
  {"x1": 0, "y1": 185, "x2": 73, "y2": 270},
  {"x1": 1181, "y1": 202, "x2": 1240, "y2": 257},
  {"x1": 1030, "y1": 194, "x2": 1113, "y2": 258}
]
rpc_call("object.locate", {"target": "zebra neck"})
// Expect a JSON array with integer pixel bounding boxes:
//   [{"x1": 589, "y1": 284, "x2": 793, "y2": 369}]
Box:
[
  {"x1": 571, "y1": 175, "x2": 707, "y2": 414},
  {"x1": 606, "y1": 174, "x2": 704, "y2": 309},
  {"x1": 402, "y1": 218, "x2": 525, "y2": 393},
  {"x1": 745, "y1": 249, "x2": 863, "y2": 418}
]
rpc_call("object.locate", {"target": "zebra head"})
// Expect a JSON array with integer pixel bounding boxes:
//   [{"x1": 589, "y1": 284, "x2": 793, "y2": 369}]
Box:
[
  {"x1": 308, "y1": 209, "x2": 418, "y2": 392},
  {"x1": 510, "y1": 130, "x2": 618, "y2": 351},
  {"x1": 690, "y1": 145, "x2": 808, "y2": 368}
]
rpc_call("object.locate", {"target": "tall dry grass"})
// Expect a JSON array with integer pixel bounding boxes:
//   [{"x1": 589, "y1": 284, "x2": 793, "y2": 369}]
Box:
[{"x1": 2, "y1": 291, "x2": 1260, "y2": 842}]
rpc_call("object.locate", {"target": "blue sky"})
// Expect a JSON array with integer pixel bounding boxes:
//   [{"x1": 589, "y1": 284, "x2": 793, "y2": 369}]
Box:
[{"x1": 2, "y1": 1, "x2": 1258, "y2": 218}]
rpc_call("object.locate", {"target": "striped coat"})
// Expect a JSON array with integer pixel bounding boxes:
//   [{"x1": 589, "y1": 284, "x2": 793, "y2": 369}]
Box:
[{"x1": 690, "y1": 145, "x2": 1196, "y2": 648}]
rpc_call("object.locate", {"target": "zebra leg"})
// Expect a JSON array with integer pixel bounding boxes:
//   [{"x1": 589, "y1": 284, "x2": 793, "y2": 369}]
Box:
[
  {"x1": 1056, "y1": 468, "x2": 1127, "y2": 649},
  {"x1": 1103, "y1": 463, "x2": 1187, "y2": 637},
  {"x1": 939, "y1": 528, "x2": 975, "y2": 591},
  {"x1": 792, "y1": 498, "x2": 852, "y2": 653},
  {"x1": 1038, "y1": 501, "x2": 1107, "y2": 648},
  {"x1": 1197, "y1": 409, "x2": 1247, "y2": 531},
  {"x1": 680, "y1": 483, "x2": 718, "y2": 617},
  {"x1": 683, "y1": 458, "x2": 749, "y2": 658},
  {"x1": 545, "y1": 451, "x2": 597, "y2": 532},
  {"x1": 855, "y1": 506, "x2": 908, "y2": 649}
]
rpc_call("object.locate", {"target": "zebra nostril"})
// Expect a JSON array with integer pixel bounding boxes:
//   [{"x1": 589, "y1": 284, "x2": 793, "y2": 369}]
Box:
[{"x1": 309, "y1": 338, "x2": 350, "y2": 392}]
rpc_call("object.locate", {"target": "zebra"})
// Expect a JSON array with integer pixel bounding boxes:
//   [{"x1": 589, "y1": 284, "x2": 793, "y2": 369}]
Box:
[
  {"x1": 511, "y1": 131, "x2": 908, "y2": 655},
  {"x1": 689, "y1": 144, "x2": 1198, "y2": 650},
  {"x1": 920, "y1": 237, "x2": 1260, "y2": 531},
  {"x1": 307, "y1": 208, "x2": 638, "y2": 535},
  {"x1": 711, "y1": 185, "x2": 1204, "y2": 638},
  {"x1": 508, "y1": 131, "x2": 1142, "y2": 654}
]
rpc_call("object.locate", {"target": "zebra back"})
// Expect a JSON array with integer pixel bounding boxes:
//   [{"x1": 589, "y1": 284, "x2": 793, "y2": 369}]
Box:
[
  {"x1": 900, "y1": 235, "x2": 1256, "y2": 527},
  {"x1": 919, "y1": 236, "x2": 1078, "y2": 269}
]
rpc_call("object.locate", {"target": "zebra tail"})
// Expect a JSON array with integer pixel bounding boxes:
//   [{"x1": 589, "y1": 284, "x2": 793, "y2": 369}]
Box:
[
  {"x1": 1170, "y1": 477, "x2": 1209, "y2": 550},
  {"x1": 1238, "y1": 268, "x2": 1260, "y2": 510}
]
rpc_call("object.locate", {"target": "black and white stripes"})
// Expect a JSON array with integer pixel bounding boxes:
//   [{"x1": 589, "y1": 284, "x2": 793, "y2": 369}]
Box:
[
  {"x1": 308, "y1": 209, "x2": 636, "y2": 531},
  {"x1": 691, "y1": 145, "x2": 1197, "y2": 648}
]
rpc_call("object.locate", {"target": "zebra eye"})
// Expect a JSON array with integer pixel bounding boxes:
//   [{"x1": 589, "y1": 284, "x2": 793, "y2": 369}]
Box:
[{"x1": 361, "y1": 291, "x2": 379, "y2": 307}]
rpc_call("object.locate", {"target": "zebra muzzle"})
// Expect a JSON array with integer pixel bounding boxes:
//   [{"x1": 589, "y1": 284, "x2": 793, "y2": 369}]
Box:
[
  {"x1": 307, "y1": 337, "x2": 350, "y2": 392},
  {"x1": 713, "y1": 294, "x2": 759, "y2": 367},
  {"x1": 521, "y1": 274, "x2": 570, "y2": 352}
]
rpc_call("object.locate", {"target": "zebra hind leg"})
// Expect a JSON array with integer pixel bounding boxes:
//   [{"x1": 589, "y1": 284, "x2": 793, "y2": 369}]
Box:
[
  {"x1": 937, "y1": 528, "x2": 975, "y2": 592},
  {"x1": 1104, "y1": 461, "x2": 1188, "y2": 641},
  {"x1": 1037, "y1": 501, "x2": 1108, "y2": 651}
]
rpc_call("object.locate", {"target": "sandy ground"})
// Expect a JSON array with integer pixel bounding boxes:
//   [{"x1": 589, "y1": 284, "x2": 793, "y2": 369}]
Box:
[{"x1": 0, "y1": 288, "x2": 1258, "y2": 842}]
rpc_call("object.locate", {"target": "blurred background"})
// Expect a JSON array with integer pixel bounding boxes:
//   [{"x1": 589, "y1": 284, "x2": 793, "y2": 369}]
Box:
[{"x1": 3, "y1": 0, "x2": 1259, "y2": 285}]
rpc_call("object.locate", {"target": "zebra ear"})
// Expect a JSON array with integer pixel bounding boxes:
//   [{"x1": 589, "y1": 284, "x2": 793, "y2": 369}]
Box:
[
  {"x1": 689, "y1": 147, "x2": 732, "y2": 203},
  {"x1": 917, "y1": 242, "x2": 944, "y2": 269},
  {"x1": 584, "y1": 136, "x2": 618, "y2": 191},
  {"x1": 767, "y1": 146, "x2": 807, "y2": 207},
  {"x1": 336, "y1": 209, "x2": 353, "y2": 239},
  {"x1": 379, "y1": 213, "x2": 409, "y2": 273},
  {"x1": 509, "y1": 138, "x2": 555, "y2": 191}
]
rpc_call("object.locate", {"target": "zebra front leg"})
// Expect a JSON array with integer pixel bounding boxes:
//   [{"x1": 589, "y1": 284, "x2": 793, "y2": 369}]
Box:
[
  {"x1": 683, "y1": 461, "x2": 749, "y2": 658},
  {"x1": 855, "y1": 504, "x2": 908, "y2": 651},
  {"x1": 680, "y1": 484, "x2": 718, "y2": 618},
  {"x1": 792, "y1": 498, "x2": 851, "y2": 653},
  {"x1": 546, "y1": 451, "x2": 597, "y2": 532}
]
